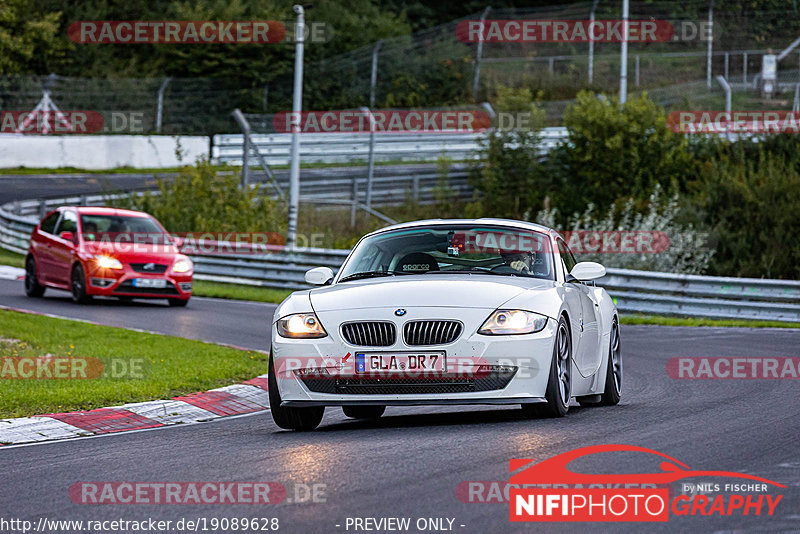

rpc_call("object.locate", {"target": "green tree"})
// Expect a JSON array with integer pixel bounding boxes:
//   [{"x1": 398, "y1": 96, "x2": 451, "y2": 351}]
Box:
[
  {"x1": 0, "y1": 0, "x2": 64, "y2": 74},
  {"x1": 549, "y1": 91, "x2": 693, "y2": 221}
]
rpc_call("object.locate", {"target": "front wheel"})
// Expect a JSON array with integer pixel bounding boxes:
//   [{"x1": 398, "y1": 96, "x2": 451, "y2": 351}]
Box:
[
  {"x1": 522, "y1": 315, "x2": 571, "y2": 418},
  {"x1": 342, "y1": 405, "x2": 385, "y2": 420},
  {"x1": 268, "y1": 353, "x2": 324, "y2": 431},
  {"x1": 71, "y1": 264, "x2": 92, "y2": 304},
  {"x1": 600, "y1": 318, "x2": 622, "y2": 405},
  {"x1": 25, "y1": 256, "x2": 45, "y2": 297}
]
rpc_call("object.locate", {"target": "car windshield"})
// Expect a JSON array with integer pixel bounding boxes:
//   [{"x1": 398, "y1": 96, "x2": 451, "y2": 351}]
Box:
[
  {"x1": 80, "y1": 214, "x2": 169, "y2": 244},
  {"x1": 338, "y1": 225, "x2": 554, "y2": 281}
]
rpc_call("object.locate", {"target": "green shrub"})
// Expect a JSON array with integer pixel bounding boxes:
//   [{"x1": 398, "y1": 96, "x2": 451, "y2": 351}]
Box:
[
  {"x1": 110, "y1": 159, "x2": 284, "y2": 234},
  {"x1": 549, "y1": 91, "x2": 694, "y2": 222},
  {"x1": 697, "y1": 138, "x2": 800, "y2": 279}
]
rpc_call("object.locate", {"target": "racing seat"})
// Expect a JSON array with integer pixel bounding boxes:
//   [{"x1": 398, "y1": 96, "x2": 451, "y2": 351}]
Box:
[{"x1": 395, "y1": 252, "x2": 440, "y2": 274}]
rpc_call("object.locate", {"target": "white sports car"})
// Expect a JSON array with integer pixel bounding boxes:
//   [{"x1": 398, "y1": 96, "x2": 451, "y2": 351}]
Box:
[{"x1": 269, "y1": 219, "x2": 622, "y2": 430}]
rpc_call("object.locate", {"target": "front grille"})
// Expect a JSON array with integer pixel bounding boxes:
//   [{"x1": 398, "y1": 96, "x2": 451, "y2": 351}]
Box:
[
  {"x1": 113, "y1": 280, "x2": 180, "y2": 295},
  {"x1": 403, "y1": 320, "x2": 462, "y2": 346},
  {"x1": 130, "y1": 263, "x2": 169, "y2": 274},
  {"x1": 300, "y1": 367, "x2": 517, "y2": 395},
  {"x1": 341, "y1": 322, "x2": 396, "y2": 347}
]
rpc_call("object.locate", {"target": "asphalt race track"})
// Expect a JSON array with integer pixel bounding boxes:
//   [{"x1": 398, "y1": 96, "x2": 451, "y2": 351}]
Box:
[{"x1": 1, "y1": 277, "x2": 799, "y2": 532}]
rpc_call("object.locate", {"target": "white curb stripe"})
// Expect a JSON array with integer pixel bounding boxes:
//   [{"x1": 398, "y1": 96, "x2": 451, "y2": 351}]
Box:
[
  {"x1": 210, "y1": 384, "x2": 269, "y2": 408},
  {"x1": 0, "y1": 266, "x2": 25, "y2": 280},
  {"x1": 0, "y1": 417, "x2": 89, "y2": 444},
  {"x1": 119, "y1": 399, "x2": 221, "y2": 425}
]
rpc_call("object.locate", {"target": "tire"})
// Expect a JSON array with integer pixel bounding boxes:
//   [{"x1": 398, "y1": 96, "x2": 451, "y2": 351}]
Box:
[
  {"x1": 70, "y1": 263, "x2": 92, "y2": 304},
  {"x1": 168, "y1": 298, "x2": 189, "y2": 307},
  {"x1": 24, "y1": 256, "x2": 45, "y2": 297},
  {"x1": 522, "y1": 315, "x2": 571, "y2": 418},
  {"x1": 342, "y1": 405, "x2": 385, "y2": 420},
  {"x1": 268, "y1": 352, "x2": 324, "y2": 431},
  {"x1": 600, "y1": 318, "x2": 622, "y2": 406}
]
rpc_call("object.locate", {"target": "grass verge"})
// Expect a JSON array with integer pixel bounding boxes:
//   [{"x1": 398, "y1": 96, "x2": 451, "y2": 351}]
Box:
[
  {"x1": 192, "y1": 280, "x2": 292, "y2": 304},
  {"x1": 620, "y1": 314, "x2": 800, "y2": 329},
  {"x1": 0, "y1": 248, "x2": 24, "y2": 268},
  {"x1": 0, "y1": 309, "x2": 267, "y2": 418}
]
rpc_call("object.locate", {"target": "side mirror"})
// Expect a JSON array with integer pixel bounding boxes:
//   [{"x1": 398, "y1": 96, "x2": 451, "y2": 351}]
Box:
[
  {"x1": 305, "y1": 266, "x2": 334, "y2": 286},
  {"x1": 171, "y1": 235, "x2": 185, "y2": 249},
  {"x1": 59, "y1": 231, "x2": 74, "y2": 242},
  {"x1": 569, "y1": 261, "x2": 606, "y2": 281}
]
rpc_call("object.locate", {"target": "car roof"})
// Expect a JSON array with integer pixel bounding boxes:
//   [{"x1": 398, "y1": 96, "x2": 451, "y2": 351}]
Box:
[
  {"x1": 59, "y1": 206, "x2": 151, "y2": 218},
  {"x1": 364, "y1": 218, "x2": 556, "y2": 238}
]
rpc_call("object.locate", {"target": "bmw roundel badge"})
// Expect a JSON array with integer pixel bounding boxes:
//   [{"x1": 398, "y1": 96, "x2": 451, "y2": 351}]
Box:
[{"x1": 395, "y1": 308, "x2": 407, "y2": 317}]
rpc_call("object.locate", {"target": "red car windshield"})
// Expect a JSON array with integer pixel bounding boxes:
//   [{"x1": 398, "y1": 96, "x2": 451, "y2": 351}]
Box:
[{"x1": 80, "y1": 214, "x2": 169, "y2": 244}]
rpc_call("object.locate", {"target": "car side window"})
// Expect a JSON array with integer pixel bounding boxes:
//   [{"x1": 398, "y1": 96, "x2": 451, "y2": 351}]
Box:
[
  {"x1": 39, "y1": 212, "x2": 60, "y2": 235},
  {"x1": 557, "y1": 238, "x2": 577, "y2": 277},
  {"x1": 55, "y1": 211, "x2": 78, "y2": 235}
]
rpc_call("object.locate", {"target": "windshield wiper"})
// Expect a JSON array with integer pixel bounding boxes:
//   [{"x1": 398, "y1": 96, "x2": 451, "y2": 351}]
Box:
[
  {"x1": 425, "y1": 269, "x2": 517, "y2": 276},
  {"x1": 338, "y1": 271, "x2": 412, "y2": 282}
]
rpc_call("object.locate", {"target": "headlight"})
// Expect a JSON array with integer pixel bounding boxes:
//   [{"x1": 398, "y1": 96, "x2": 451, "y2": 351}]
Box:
[
  {"x1": 277, "y1": 313, "x2": 327, "y2": 338},
  {"x1": 93, "y1": 255, "x2": 123, "y2": 270},
  {"x1": 172, "y1": 257, "x2": 193, "y2": 273},
  {"x1": 478, "y1": 310, "x2": 548, "y2": 335}
]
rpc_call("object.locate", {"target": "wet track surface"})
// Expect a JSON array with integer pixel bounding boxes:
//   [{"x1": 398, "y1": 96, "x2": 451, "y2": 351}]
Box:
[{"x1": 1, "y1": 277, "x2": 799, "y2": 532}]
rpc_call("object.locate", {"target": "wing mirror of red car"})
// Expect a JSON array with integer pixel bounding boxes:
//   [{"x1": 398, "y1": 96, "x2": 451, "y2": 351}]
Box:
[
  {"x1": 171, "y1": 235, "x2": 185, "y2": 249},
  {"x1": 59, "y1": 231, "x2": 74, "y2": 242}
]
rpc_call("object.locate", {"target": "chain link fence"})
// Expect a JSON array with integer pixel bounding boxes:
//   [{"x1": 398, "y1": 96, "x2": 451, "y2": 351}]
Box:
[{"x1": 3, "y1": 2, "x2": 800, "y2": 135}]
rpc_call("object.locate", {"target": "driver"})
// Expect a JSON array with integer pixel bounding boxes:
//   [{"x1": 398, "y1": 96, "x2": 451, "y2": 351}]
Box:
[
  {"x1": 501, "y1": 251, "x2": 533, "y2": 274},
  {"x1": 82, "y1": 221, "x2": 98, "y2": 240}
]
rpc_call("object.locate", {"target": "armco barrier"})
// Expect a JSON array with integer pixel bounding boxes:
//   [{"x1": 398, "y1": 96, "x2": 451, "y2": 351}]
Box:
[
  {"x1": 212, "y1": 128, "x2": 569, "y2": 166},
  {"x1": 2, "y1": 201, "x2": 799, "y2": 322}
]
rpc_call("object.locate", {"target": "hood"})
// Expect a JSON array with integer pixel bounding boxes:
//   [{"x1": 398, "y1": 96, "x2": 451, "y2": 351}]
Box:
[{"x1": 309, "y1": 274, "x2": 553, "y2": 312}]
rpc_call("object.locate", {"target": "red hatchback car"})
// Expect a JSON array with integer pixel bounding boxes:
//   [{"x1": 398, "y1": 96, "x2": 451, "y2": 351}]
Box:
[{"x1": 25, "y1": 207, "x2": 193, "y2": 306}]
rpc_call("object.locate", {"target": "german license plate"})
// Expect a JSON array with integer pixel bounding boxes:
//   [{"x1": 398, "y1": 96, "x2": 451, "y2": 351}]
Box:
[
  {"x1": 355, "y1": 352, "x2": 446, "y2": 374},
  {"x1": 132, "y1": 278, "x2": 167, "y2": 288}
]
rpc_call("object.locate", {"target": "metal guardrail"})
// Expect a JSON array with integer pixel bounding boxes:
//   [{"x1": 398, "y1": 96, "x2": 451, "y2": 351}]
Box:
[
  {"x1": 212, "y1": 128, "x2": 569, "y2": 166},
  {"x1": 5, "y1": 167, "x2": 473, "y2": 220},
  {"x1": 2, "y1": 200, "x2": 799, "y2": 322}
]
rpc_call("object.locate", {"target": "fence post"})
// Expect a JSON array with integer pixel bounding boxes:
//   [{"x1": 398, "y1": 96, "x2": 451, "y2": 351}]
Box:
[
  {"x1": 619, "y1": 0, "x2": 629, "y2": 103},
  {"x1": 350, "y1": 179, "x2": 358, "y2": 228},
  {"x1": 361, "y1": 107, "x2": 377, "y2": 213},
  {"x1": 743, "y1": 52, "x2": 748, "y2": 83},
  {"x1": 412, "y1": 175, "x2": 419, "y2": 202},
  {"x1": 635, "y1": 55, "x2": 640, "y2": 87},
  {"x1": 724, "y1": 52, "x2": 729, "y2": 79},
  {"x1": 588, "y1": 0, "x2": 600, "y2": 84},
  {"x1": 472, "y1": 6, "x2": 491, "y2": 101},
  {"x1": 716, "y1": 75, "x2": 731, "y2": 140},
  {"x1": 548, "y1": 56, "x2": 555, "y2": 75},
  {"x1": 706, "y1": 0, "x2": 714, "y2": 89},
  {"x1": 232, "y1": 109, "x2": 251, "y2": 187},
  {"x1": 287, "y1": 4, "x2": 306, "y2": 251},
  {"x1": 156, "y1": 77, "x2": 171, "y2": 133},
  {"x1": 369, "y1": 40, "x2": 382, "y2": 107}
]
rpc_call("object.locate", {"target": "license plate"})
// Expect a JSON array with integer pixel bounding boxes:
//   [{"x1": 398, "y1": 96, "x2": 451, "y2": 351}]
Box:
[
  {"x1": 132, "y1": 278, "x2": 167, "y2": 288},
  {"x1": 355, "y1": 352, "x2": 446, "y2": 374}
]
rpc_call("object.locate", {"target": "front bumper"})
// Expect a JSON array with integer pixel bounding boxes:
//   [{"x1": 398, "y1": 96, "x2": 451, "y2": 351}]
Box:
[
  {"x1": 271, "y1": 307, "x2": 557, "y2": 406},
  {"x1": 85, "y1": 262, "x2": 192, "y2": 299}
]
